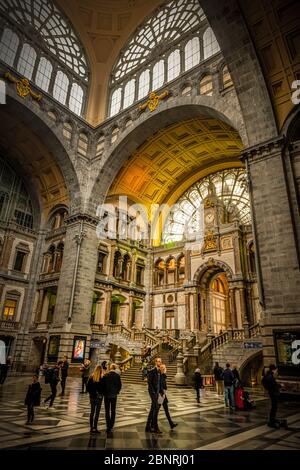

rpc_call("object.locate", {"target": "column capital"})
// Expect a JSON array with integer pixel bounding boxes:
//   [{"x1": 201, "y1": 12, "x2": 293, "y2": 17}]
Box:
[
  {"x1": 241, "y1": 136, "x2": 285, "y2": 165},
  {"x1": 65, "y1": 212, "x2": 99, "y2": 227}
]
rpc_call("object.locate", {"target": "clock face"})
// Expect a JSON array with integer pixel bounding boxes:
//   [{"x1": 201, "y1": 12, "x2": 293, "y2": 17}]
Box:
[{"x1": 205, "y1": 210, "x2": 215, "y2": 225}]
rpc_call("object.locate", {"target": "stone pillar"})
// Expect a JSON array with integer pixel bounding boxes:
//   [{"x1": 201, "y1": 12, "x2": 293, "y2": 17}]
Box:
[
  {"x1": 174, "y1": 347, "x2": 186, "y2": 385},
  {"x1": 48, "y1": 215, "x2": 98, "y2": 365},
  {"x1": 229, "y1": 287, "x2": 237, "y2": 328},
  {"x1": 105, "y1": 289, "x2": 112, "y2": 324},
  {"x1": 193, "y1": 291, "x2": 199, "y2": 331},
  {"x1": 35, "y1": 289, "x2": 44, "y2": 323},
  {"x1": 239, "y1": 287, "x2": 247, "y2": 323},
  {"x1": 41, "y1": 291, "x2": 50, "y2": 322},
  {"x1": 143, "y1": 248, "x2": 153, "y2": 328},
  {"x1": 1, "y1": 233, "x2": 14, "y2": 268},
  {"x1": 242, "y1": 137, "x2": 300, "y2": 366},
  {"x1": 185, "y1": 292, "x2": 191, "y2": 330}
]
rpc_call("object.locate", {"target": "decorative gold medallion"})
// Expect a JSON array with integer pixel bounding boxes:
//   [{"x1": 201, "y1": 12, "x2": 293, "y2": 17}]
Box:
[
  {"x1": 4, "y1": 71, "x2": 42, "y2": 101},
  {"x1": 139, "y1": 90, "x2": 169, "y2": 112}
]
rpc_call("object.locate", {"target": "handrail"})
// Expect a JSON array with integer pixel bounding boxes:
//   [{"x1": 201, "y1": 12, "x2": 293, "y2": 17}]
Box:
[{"x1": 118, "y1": 355, "x2": 133, "y2": 372}]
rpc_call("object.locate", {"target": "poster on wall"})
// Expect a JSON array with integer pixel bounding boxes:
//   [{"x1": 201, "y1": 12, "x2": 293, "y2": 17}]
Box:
[
  {"x1": 47, "y1": 335, "x2": 60, "y2": 362},
  {"x1": 72, "y1": 336, "x2": 86, "y2": 363},
  {"x1": 273, "y1": 330, "x2": 300, "y2": 376}
]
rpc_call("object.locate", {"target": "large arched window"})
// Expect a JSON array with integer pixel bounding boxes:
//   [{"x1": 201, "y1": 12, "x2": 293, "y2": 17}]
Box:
[
  {"x1": 185, "y1": 37, "x2": 200, "y2": 71},
  {"x1": 203, "y1": 27, "x2": 220, "y2": 60},
  {"x1": 138, "y1": 70, "x2": 150, "y2": 100},
  {"x1": 53, "y1": 71, "x2": 69, "y2": 105},
  {"x1": 0, "y1": 28, "x2": 19, "y2": 66},
  {"x1": 69, "y1": 83, "x2": 84, "y2": 115},
  {"x1": 0, "y1": 156, "x2": 34, "y2": 229},
  {"x1": 167, "y1": 49, "x2": 181, "y2": 81},
  {"x1": 17, "y1": 44, "x2": 36, "y2": 80},
  {"x1": 108, "y1": 0, "x2": 220, "y2": 117},
  {"x1": 35, "y1": 57, "x2": 53, "y2": 92},
  {"x1": 163, "y1": 168, "x2": 250, "y2": 243},
  {"x1": 123, "y1": 79, "x2": 135, "y2": 109},
  {"x1": 152, "y1": 60, "x2": 165, "y2": 90},
  {"x1": 110, "y1": 88, "x2": 122, "y2": 116},
  {"x1": 0, "y1": 0, "x2": 89, "y2": 115}
]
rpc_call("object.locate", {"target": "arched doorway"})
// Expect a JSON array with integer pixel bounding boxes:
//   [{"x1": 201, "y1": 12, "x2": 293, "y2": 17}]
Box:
[
  {"x1": 110, "y1": 294, "x2": 127, "y2": 324},
  {"x1": 195, "y1": 260, "x2": 233, "y2": 334},
  {"x1": 210, "y1": 273, "x2": 229, "y2": 334},
  {"x1": 29, "y1": 336, "x2": 47, "y2": 371}
]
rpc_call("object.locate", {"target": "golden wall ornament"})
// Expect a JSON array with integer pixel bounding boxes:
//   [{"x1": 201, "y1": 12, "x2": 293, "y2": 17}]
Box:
[
  {"x1": 139, "y1": 90, "x2": 169, "y2": 112},
  {"x1": 204, "y1": 198, "x2": 215, "y2": 209},
  {"x1": 4, "y1": 72, "x2": 42, "y2": 101},
  {"x1": 203, "y1": 230, "x2": 217, "y2": 251}
]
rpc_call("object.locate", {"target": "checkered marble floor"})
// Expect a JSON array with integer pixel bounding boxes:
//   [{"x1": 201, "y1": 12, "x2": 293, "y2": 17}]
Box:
[{"x1": 0, "y1": 376, "x2": 299, "y2": 450}]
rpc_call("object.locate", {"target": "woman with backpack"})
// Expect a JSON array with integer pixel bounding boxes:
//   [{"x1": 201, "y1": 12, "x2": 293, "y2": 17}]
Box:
[
  {"x1": 24, "y1": 374, "x2": 42, "y2": 424},
  {"x1": 86, "y1": 365, "x2": 104, "y2": 433}
]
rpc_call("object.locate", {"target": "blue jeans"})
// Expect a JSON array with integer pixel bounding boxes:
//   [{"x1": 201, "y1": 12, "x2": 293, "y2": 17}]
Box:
[{"x1": 224, "y1": 385, "x2": 235, "y2": 407}]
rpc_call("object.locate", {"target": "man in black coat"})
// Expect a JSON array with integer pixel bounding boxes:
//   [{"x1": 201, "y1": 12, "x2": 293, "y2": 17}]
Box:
[
  {"x1": 60, "y1": 355, "x2": 69, "y2": 396},
  {"x1": 262, "y1": 364, "x2": 281, "y2": 427},
  {"x1": 102, "y1": 363, "x2": 122, "y2": 435},
  {"x1": 145, "y1": 357, "x2": 163, "y2": 434}
]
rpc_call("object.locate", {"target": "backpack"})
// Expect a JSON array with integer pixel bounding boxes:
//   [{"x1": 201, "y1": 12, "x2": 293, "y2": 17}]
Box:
[
  {"x1": 44, "y1": 368, "x2": 54, "y2": 384},
  {"x1": 261, "y1": 374, "x2": 269, "y2": 390}
]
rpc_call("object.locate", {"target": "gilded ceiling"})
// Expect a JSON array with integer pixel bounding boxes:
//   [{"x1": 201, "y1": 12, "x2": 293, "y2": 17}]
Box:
[{"x1": 108, "y1": 117, "x2": 243, "y2": 208}]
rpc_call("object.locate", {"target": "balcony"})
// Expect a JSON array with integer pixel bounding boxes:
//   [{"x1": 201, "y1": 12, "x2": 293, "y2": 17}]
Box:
[
  {"x1": 0, "y1": 320, "x2": 20, "y2": 332},
  {"x1": 29, "y1": 321, "x2": 52, "y2": 332}
]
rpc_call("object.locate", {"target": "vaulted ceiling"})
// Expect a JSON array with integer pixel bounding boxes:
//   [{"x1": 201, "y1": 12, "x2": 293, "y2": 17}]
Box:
[
  {"x1": 0, "y1": 107, "x2": 69, "y2": 220},
  {"x1": 56, "y1": 0, "x2": 300, "y2": 130},
  {"x1": 108, "y1": 117, "x2": 243, "y2": 209}
]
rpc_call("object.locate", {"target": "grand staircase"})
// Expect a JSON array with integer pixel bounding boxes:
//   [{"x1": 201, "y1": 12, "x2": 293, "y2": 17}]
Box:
[
  {"x1": 120, "y1": 348, "x2": 178, "y2": 387},
  {"x1": 91, "y1": 322, "x2": 263, "y2": 387}
]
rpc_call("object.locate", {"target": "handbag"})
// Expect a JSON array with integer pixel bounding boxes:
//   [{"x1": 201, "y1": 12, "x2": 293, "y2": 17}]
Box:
[{"x1": 158, "y1": 393, "x2": 165, "y2": 405}]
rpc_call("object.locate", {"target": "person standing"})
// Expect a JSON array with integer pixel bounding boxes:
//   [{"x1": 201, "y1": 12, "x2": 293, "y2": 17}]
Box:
[
  {"x1": 80, "y1": 359, "x2": 91, "y2": 393},
  {"x1": 145, "y1": 357, "x2": 163, "y2": 434},
  {"x1": 87, "y1": 365, "x2": 104, "y2": 433},
  {"x1": 0, "y1": 359, "x2": 9, "y2": 385},
  {"x1": 24, "y1": 374, "x2": 42, "y2": 424},
  {"x1": 141, "y1": 359, "x2": 148, "y2": 381},
  {"x1": 262, "y1": 364, "x2": 281, "y2": 428},
  {"x1": 60, "y1": 355, "x2": 69, "y2": 396},
  {"x1": 102, "y1": 363, "x2": 122, "y2": 436},
  {"x1": 193, "y1": 368, "x2": 203, "y2": 403},
  {"x1": 213, "y1": 362, "x2": 224, "y2": 396},
  {"x1": 159, "y1": 364, "x2": 177, "y2": 429},
  {"x1": 44, "y1": 362, "x2": 60, "y2": 409},
  {"x1": 223, "y1": 363, "x2": 235, "y2": 409}
]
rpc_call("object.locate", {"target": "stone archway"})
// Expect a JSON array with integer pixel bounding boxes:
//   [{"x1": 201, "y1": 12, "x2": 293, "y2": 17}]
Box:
[
  {"x1": 88, "y1": 99, "x2": 247, "y2": 214},
  {"x1": 194, "y1": 259, "x2": 234, "y2": 334},
  {"x1": 1, "y1": 92, "x2": 82, "y2": 217},
  {"x1": 200, "y1": 0, "x2": 278, "y2": 144}
]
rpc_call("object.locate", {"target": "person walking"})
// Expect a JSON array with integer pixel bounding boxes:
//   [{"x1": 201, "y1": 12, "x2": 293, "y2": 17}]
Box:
[
  {"x1": 24, "y1": 374, "x2": 42, "y2": 424},
  {"x1": 159, "y1": 364, "x2": 177, "y2": 429},
  {"x1": 145, "y1": 356, "x2": 163, "y2": 434},
  {"x1": 193, "y1": 368, "x2": 203, "y2": 403},
  {"x1": 102, "y1": 363, "x2": 122, "y2": 436},
  {"x1": 44, "y1": 362, "x2": 60, "y2": 409},
  {"x1": 262, "y1": 364, "x2": 281, "y2": 428},
  {"x1": 141, "y1": 359, "x2": 148, "y2": 381},
  {"x1": 60, "y1": 355, "x2": 69, "y2": 396},
  {"x1": 223, "y1": 363, "x2": 235, "y2": 410},
  {"x1": 80, "y1": 359, "x2": 91, "y2": 393},
  {"x1": 213, "y1": 362, "x2": 224, "y2": 396},
  {"x1": 86, "y1": 365, "x2": 104, "y2": 433}
]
